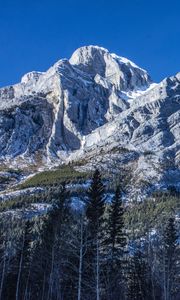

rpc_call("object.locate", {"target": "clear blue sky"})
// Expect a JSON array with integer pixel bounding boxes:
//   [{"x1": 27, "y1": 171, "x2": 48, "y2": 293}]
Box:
[{"x1": 0, "y1": 0, "x2": 180, "y2": 87}]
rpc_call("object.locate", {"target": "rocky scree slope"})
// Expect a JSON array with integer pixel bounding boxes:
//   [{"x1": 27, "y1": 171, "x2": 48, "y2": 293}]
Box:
[{"x1": 0, "y1": 45, "x2": 180, "y2": 192}]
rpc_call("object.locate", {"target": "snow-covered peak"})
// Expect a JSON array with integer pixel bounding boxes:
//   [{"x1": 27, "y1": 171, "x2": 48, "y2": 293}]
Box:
[
  {"x1": 111, "y1": 53, "x2": 146, "y2": 72},
  {"x1": 69, "y1": 45, "x2": 109, "y2": 66},
  {"x1": 69, "y1": 45, "x2": 110, "y2": 77},
  {"x1": 0, "y1": 43, "x2": 180, "y2": 197},
  {"x1": 19, "y1": 46, "x2": 152, "y2": 97},
  {"x1": 21, "y1": 71, "x2": 44, "y2": 84},
  {"x1": 69, "y1": 45, "x2": 152, "y2": 92}
]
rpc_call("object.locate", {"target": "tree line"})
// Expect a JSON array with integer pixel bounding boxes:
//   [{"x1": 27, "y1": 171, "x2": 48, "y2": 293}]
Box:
[{"x1": 0, "y1": 170, "x2": 179, "y2": 299}]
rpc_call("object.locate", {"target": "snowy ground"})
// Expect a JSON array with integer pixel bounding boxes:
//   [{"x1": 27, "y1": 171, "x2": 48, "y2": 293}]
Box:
[
  {"x1": 0, "y1": 203, "x2": 51, "y2": 219},
  {"x1": 0, "y1": 187, "x2": 44, "y2": 201}
]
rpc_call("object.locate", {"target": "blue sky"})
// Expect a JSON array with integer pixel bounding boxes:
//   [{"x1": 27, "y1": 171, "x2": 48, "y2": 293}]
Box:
[{"x1": 0, "y1": 0, "x2": 180, "y2": 87}]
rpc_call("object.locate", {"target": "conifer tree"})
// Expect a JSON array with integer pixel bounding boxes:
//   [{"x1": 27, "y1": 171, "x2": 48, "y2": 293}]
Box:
[
  {"x1": 162, "y1": 217, "x2": 178, "y2": 300},
  {"x1": 30, "y1": 182, "x2": 71, "y2": 300},
  {"x1": 103, "y1": 186, "x2": 127, "y2": 299},
  {"x1": 106, "y1": 186, "x2": 126, "y2": 258},
  {"x1": 85, "y1": 169, "x2": 105, "y2": 300},
  {"x1": 126, "y1": 250, "x2": 150, "y2": 300},
  {"x1": 86, "y1": 169, "x2": 105, "y2": 235}
]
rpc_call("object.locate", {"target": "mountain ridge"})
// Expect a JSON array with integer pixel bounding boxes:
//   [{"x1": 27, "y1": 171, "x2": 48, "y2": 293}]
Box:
[{"x1": 0, "y1": 45, "x2": 180, "y2": 195}]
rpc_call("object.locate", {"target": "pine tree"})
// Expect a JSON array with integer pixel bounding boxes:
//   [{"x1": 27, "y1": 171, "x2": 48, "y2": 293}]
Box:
[
  {"x1": 126, "y1": 250, "x2": 151, "y2": 300},
  {"x1": 106, "y1": 186, "x2": 126, "y2": 258},
  {"x1": 29, "y1": 182, "x2": 71, "y2": 300},
  {"x1": 86, "y1": 169, "x2": 105, "y2": 235},
  {"x1": 85, "y1": 169, "x2": 105, "y2": 300},
  {"x1": 162, "y1": 217, "x2": 178, "y2": 300},
  {"x1": 103, "y1": 186, "x2": 127, "y2": 299}
]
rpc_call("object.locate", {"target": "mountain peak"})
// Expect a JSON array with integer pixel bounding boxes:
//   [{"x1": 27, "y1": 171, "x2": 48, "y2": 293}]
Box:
[
  {"x1": 21, "y1": 71, "x2": 44, "y2": 84},
  {"x1": 0, "y1": 45, "x2": 180, "y2": 197},
  {"x1": 69, "y1": 45, "x2": 152, "y2": 91}
]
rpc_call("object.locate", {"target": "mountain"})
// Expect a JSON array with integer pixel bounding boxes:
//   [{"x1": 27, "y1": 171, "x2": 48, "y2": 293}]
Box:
[{"x1": 0, "y1": 45, "x2": 180, "y2": 195}]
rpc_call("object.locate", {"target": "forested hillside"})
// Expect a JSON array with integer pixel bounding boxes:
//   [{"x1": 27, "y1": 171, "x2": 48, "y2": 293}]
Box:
[{"x1": 0, "y1": 170, "x2": 179, "y2": 300}]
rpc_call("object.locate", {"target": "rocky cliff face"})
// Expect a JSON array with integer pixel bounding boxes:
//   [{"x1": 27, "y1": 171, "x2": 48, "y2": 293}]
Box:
[{"x1": 0, "y1": 45, "x2": 180, "y2": 191}]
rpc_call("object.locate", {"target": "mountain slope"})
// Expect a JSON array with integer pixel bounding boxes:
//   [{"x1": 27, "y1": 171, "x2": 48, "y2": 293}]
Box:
[{"x1": 0, "y1": 45, "x2": 180, "y2": 193}]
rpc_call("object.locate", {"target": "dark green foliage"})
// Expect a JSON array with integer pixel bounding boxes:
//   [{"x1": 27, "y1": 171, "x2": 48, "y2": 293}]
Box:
[
  {"x1": 105, "y1": 186, "x2": 126, "y2": 256},
  {"x1": 103, "y1": 186, "x2": 127, "y2": 299},
  {"x1": 0, "y1": 173, "x2": 179, "y2": 300},
  {"x1": 84, "y1": 169, "x2": 105, "y2": 298},
  {"x1": 164, "y1": 217, "x2": 177, "y2": 255},
  {"x1": 125, "y1": 192, "x2": 179, "y2": 239},
  {"x1": 126, "y1": 250, "x2": 152, "y2": 300},
  {"x1": 86, "y1": 169, "x2": 105, "y2": 233},
  {"x1": 19, "y1": 165, "x2": 89, "y2": 188},
  {"x1": 161, "y1": 217, "x2": 179, "y2": 300},
  {"x1": 0, "y1": 184, "x2": 72, "y2": 212},
  {"x1": 29, "y1": 183, "x2": 71, "y2": 300}
]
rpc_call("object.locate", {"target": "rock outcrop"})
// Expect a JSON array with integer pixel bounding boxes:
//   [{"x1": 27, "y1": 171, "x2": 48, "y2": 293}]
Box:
[{"x1": 0, "y1": 45, "x2": 180, "y2": 191}]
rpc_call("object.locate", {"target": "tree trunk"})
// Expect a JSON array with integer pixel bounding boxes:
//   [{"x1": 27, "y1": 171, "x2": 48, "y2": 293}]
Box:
[
  {"x1": 16, "y1": 231, "x2": 25, "y2": 300},
  {"x1": 96, "y1": 236, "x2": 100, "y2": 300},
  {"x1": 163, "y1": 252, "x2": 167, "y2": 300},
  {"x1": 47, "y1": 243, "x2": 55, "y2": 300},
  {"x1": 0, "y1": 253, "x2": 6, "y2": 300},
  {"x1": 78, "y1": 219, "x2": 83, "y2": 300},
  {"x1": 41, "y1": 266, "x2": 47, "y2": 300}
]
